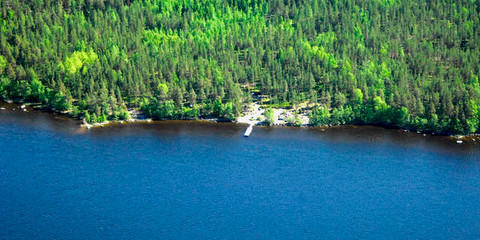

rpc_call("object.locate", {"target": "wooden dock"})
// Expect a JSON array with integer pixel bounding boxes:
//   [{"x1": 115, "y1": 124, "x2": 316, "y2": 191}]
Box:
[{"x1": 244, "y1": 124, "x2": 254, "y2": 137}]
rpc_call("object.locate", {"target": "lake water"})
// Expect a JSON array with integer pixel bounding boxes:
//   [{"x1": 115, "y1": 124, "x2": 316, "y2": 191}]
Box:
[{"x1": 1, "y1": 103, "x2": 480, "y2": 239}]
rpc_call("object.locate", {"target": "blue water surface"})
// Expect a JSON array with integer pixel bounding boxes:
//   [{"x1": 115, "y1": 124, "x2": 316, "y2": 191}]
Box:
[{"x1": 0, "y1": 110, "x2": 479, "y2": 239}]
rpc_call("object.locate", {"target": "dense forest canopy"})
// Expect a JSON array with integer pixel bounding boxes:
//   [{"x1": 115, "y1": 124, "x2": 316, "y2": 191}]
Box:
[{"x1": 0, "y1": 0, "x2": 479, "y2": 134}]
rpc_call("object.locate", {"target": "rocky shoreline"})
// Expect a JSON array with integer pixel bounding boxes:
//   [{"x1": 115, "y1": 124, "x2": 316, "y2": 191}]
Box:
[{"x1": 236, "y1": 102, "x2": 310, "y2": 126}]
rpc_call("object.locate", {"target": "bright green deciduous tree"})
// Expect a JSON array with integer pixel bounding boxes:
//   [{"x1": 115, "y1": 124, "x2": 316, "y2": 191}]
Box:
[{"x1": 264, "y1": 108, "x2": 275, "y2": 126}]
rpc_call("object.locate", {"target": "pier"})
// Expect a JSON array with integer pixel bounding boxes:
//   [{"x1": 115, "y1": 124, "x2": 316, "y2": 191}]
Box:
[{"x1": 244, "y1": 124, "x2": 254, "y2": 137}]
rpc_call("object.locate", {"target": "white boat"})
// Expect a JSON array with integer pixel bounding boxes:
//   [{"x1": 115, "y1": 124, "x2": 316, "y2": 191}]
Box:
[
  {"x1": 244, "y1": 125, "x2": 253, "y2": 137},
  {"x1": 456, "y1": 140, "x2": 463, "y2": 144}
]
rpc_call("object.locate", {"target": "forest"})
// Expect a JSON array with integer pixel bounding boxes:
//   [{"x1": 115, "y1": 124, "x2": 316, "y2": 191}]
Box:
[{"x1": 0, "y1": 0, "x2": 479, "y2": 134}]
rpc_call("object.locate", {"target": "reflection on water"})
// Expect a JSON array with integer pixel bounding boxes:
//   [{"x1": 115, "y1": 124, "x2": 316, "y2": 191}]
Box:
[
  {"x1": 1, "y1": 101, "x2": 479, "y2": 156},
  {"x1": 0, "y1": 102, "x2": 84, "y2": 134}
]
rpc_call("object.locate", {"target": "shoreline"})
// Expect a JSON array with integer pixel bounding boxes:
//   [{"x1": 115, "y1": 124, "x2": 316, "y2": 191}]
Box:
[{"x1": 1, "y1": 100, "x2": 479, "y2": 142}]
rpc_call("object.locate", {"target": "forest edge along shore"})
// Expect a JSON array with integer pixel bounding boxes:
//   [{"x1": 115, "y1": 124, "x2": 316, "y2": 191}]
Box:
[{"x1": 2, "y1": 99, "x2": 479, "y2": 143}]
